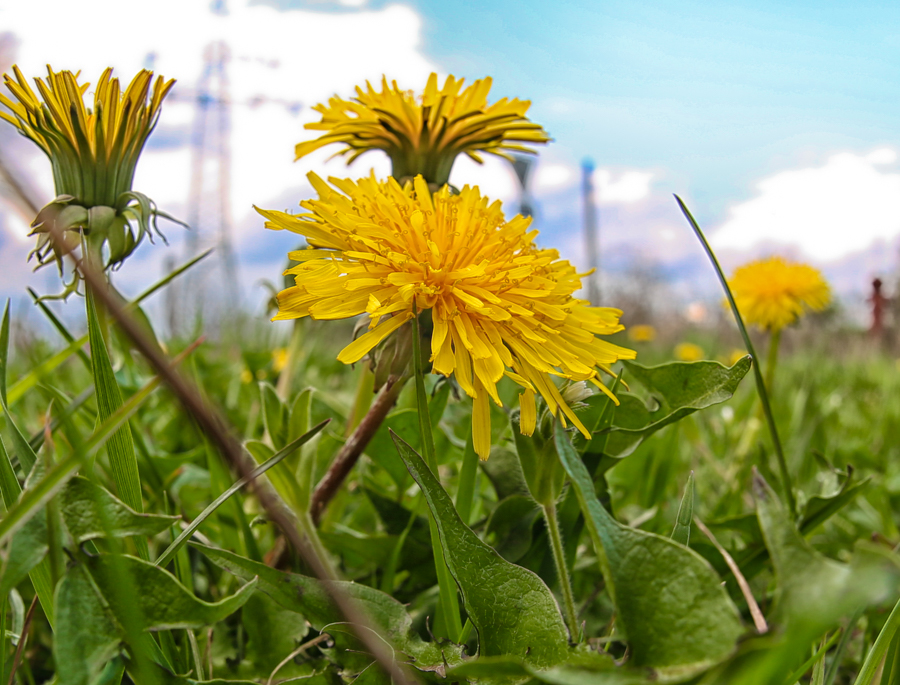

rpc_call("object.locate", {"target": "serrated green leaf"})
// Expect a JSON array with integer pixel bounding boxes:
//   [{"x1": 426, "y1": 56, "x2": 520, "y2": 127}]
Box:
[
  {"x1": 391, "y1": 432, "x2": 569, "y2": 667},
  {"x1": 87, "y1": 553, "x2": 256, "y2": 630},
  {"x1": 597, "y1": 358, "x2": 751, "y2": 459},
  {"x1": 486, "y1": 495, "x2": 541, "y2": 563},
  {"x1": 367, "y1": 408, "x2": 419, "y2": 488},
  {"x1": 61, "y1": 476, "x2": 179, "y2": 544},
  {"x1": 555, "y1": 424, "x2": 743, "y2": 678},
  {"x1": 192, "y1": 542, "x2": 464, "y2": 674}
]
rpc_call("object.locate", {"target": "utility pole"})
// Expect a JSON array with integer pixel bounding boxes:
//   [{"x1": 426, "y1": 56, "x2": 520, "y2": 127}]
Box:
[
  {"x1": 510, "y1": 153, "x2": 535, "y2": 218},
  {"x1": 582, "y1": 158, "x2": 600, "y2": 304}
]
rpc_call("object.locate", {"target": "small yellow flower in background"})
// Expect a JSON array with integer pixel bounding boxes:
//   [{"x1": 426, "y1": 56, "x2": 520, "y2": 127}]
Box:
[
  {"x1": 240, "y1": 369, "x2": 253, "y2": 384},
  {"x1": 728, "y1": 256, "x2": 830, "y2": 332},
  {"x1": 272, "y1": 347, "x2": 289, "y2": 373},
  {"x1": 258, "y1": 173, "x2": 635, "y2": 459},
  {"x1": 0, "y1": 65, "x2": 179, "y2": 283},
  {"x1": 675, "y1": 342, "x2": 704, "y2": 362},
  {"x1": 295, "y1": 73, "x2": 551, "y2": 185},
  {"x1": 728, "y1": 349, "x2": 747, "y2": 366},
  {"x1": 628, "y1": 324, "x2": 657, "y2": 342}
]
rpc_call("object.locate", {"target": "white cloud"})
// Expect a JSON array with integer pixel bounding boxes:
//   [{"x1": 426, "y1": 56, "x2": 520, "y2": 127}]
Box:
[
  {"x1": 0, "y1": 0, "x2": 437, "y2": 295},
  {"x1": 533, "y1": 163, "x2": 574, "y2": 192},
  {"x1": 594, "y1": 169, "x2": 653, "y2": 204},
  {"x1": 713, "y1": 148, "x2": 900, "y2": 261}
]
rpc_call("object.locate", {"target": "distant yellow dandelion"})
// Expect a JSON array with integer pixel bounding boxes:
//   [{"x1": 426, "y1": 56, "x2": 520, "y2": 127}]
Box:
[
  {"x1": 258, "y1": 173, "x2": 635, "y2": 459},
  {"x1": 727, "y1": 348, "x2": 747, "y2": 366},
  {"x1": 628, "y1": 324, "x2": 657, "y2": 342},
  {"x1": 272, "y1": 347, "x2": 289, "y2": 373},
  {"x1": 729, "y1": 256, "x2": 830, "y2": 332},
  {"x1": 295, "y1": 73, "x2": 550, "y2": 185},
  {"x1": 674, "y1": 342, "x2": 704, "y2": 362}
]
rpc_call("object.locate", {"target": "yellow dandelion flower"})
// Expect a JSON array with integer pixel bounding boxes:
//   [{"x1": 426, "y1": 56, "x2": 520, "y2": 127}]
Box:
[
  {"x1": 674, "y1": 342, "x2": 704, "y2": 362},
  {"x1": 240, "y1": 369, "x2": 253, "y2": 384},
  {"x1": 1, "y1": 65, "x2": 178, "y2": 277},
  {"x1": 258, "y1": 173, "x2": 635, "y2": 459},
  {"x1": 295, "y1": 73, "x2": 550, "y2": 185},
  {"x1": 272, "y1": 347, "x2": 289, "y2": 373},
  {"x1": 727, "y1": 348, "x2": 747, "y2": 366},
  {"x1": 729, "y1": 256, "x2": 830, "y2": 332},
  {"x1": 628, "y1": 324, "x2": 657, "y2": 342}
]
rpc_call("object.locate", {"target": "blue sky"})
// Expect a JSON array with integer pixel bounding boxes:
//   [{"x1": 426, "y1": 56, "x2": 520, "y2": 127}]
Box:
[{"x1": 1, "y1": 0, "x2": 899, "y2": 312}]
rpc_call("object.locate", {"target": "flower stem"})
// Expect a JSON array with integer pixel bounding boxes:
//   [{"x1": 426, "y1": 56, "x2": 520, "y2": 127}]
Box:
[
  {"x1": 410, "y1": 305, "x2": 463, "y2": 640},
  {"x1": 309, "y1": 374, "x2": 407, "y2": 525},
  {"x1": 675, "y1": 196, "x2": 796, "y2": 517},
  {"x1": 543, "y1": 501, "x2": 580, "y2": 642},
  {"x1": 764, "y1": 328, "x2": 781, "y2": 397},
  {"x1": 455, "y1": 433, "x2": 478, "y2": 526}
]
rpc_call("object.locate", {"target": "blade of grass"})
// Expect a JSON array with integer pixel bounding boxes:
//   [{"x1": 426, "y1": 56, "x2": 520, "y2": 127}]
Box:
[
  {"x1": 86, "y1": 287, "x2": 146, "y2": 558},
  {"x1": 9, "y1": 251, "x2": 212, "y2": 408},
  {"x1": 675, "y1": 195, "x2": 795, "y2": 517},
  {"x1": 824, "y1": 609, "x2": 863, "y2": 685},
  {"x1": 855, "y1": 596, "x2": 900, "y2": 685},
  {"x1": 410, "y1": 305, "x2": 463, "y2": 641},
  {"x1": 0, "y1": 343, "x2": 196, "y2": 549},
  {"x1": 455, "y1": 434, "x2": 478, "y2": 526},
  {"x1": 783, "y1": 632, "x2": 839, "y2": 685},
  {"x1": 0, "y1": 437, "x2": 55, "y2": 626},
  {"x1": 155, "y1": 419, "x2": 330, "y2": 568}
]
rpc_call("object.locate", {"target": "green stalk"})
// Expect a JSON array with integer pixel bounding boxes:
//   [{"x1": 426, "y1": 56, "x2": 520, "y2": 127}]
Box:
[
  {"x1": 543, "y1": 501, "x2": 580, "y2": 641},
  {"x1": 410, "y1": 305, "x2": 463, "y2": 640},
  {"x1": 675, "y1": 196, "x2": 795, "y2": 517},
  {"x1": 455, "y1": 434, "x2": 478, "y2": 526},
  {"x1": 855, "y1": 596, "x2": 900, "y2": 685},
  {"x1": 764, "y1": 328, "x2": 781, "y2": 397}
]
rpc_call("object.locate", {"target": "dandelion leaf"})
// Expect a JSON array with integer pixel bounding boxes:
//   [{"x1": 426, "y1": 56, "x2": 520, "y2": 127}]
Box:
[
  {"x1": 556, "y1": 425, "x2": 744, "y2": 679},
  {"x1": 392, "y1": 431, "x2": 570, "y2": 668}
]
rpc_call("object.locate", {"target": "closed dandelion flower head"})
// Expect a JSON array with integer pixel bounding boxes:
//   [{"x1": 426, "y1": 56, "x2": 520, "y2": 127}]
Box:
[
  {"x1": 1, "y1": 65, "x2": 177, "y2": 280},
  {"x1": 258, "y1": 173, "x2": 635, "y2": 459},
  {"x1": 295, "y1": 73, "x2": 550, "y2": 185},
  {"x1": 729, "y1": 256, "x2": 830, "y2": 332}
]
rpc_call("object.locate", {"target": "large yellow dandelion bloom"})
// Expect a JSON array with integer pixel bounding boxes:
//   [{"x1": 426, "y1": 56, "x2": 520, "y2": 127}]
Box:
[
  {"x1": 1, "y1": 65, "x2": 174, "y2": 208},
  {"x1": 295, "y1": 73, "x2": 551, "y2": 185},
  {"x1": 258, "y1": 173, "x2": 635, "y2": 459},
  {"x1": 729, "y1": 256, "x2": 830, "y2": 332}
]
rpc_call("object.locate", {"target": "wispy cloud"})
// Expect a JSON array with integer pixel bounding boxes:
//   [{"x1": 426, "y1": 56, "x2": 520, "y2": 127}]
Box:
[{"x1": 713, "y1": 148, "x2": 900, "y2": 261}]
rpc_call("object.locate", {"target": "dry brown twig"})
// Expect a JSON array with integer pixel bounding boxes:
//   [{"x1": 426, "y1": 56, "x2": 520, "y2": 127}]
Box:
[{"x1": 49, "y1": 225, "x2": 416, "y2": 685}]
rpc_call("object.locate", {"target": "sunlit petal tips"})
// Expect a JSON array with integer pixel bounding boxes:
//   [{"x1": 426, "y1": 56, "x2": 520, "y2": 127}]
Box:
[
  {"x1": 294, "y1": 73, "x2": 551, "y2": 185},
  {"x1": 728, "y1": 256, "x2": 831, "y2": 333},
  {"x1": 259, "y1": 173, "x2": 635, "y2": 459}
]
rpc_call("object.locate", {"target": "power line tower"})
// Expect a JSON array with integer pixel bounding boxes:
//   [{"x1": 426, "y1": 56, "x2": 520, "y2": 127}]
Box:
[{"x1": 176, "y1": 40, "x2": 239, "y2": 333}]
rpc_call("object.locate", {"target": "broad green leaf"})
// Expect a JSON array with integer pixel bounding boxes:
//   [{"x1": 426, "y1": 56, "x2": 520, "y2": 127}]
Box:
[
  {"x1": 86, "y1": 289, "x2": 143, "y2": 517},
  {"x1": 260, "y1": 381, "x2": 287, "y2": 447},
  {"x1": 712, "y1": 474, "x2": 900, "y2": 685},
  {"x1": 671, "y1": 473, "x2": 694, "y2": 546},
  {"x1": 392, "y1": 432, "x2": 569, "y2": 667},
  {"x1": 555, "y1": 424, "x2": 744, "y2": 678},
  {"x1": 241, "y1": 592, "x2": 309, "y2": 673},
  {"x1": 367, "y1": 408, "x2": 419, "y2": 488},
  {"x1": 449, "y1": 653, "x2": 650, "y2": 685},
  {"x1": 192, "y1": 542, "x2": 464, "y2": 675},
  {"x1": 486, "y1": 495, "x2": 541, "y2": 563},
  {"x1": 479, "y1": 446, "x2": 529, "y2": 501},
  {"x1": 61, "y1": 476, "x2": 178, "y2": 543},
  {"x1": 597, "y1": 358, "x2": 751, "y2": 459},
  {"x1": 87, "y1": 553, "x2": 256, "y2": 630},
  {"x1": 0, "y1": 435, "x2": 55, "y2": 625},
  {"x1": 0, "y1": 512, "x2": 48, "y2": 601},
  {"x1": 55, "y1": 565, "x2": 121, "y2": 685},
  {"x1": 0, "y1": 356, "x2": 166, "y2": 549},
  {"x1": 754, "y1": 473, "x2": 896, "y2": 631}
]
